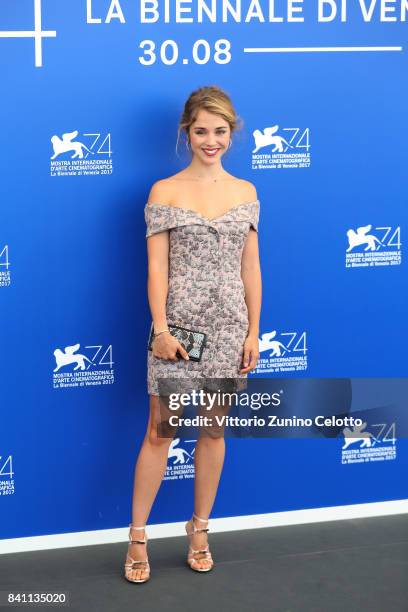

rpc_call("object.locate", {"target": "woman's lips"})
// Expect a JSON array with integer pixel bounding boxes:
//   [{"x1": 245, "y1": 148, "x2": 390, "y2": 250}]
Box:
[{"x1": 202, "y1": 148, "x2": 220, "y2": 156}]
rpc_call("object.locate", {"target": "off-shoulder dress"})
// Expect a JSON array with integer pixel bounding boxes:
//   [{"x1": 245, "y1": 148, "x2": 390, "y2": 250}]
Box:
[{"x1": 145, "y1": 200, "x2": 260, "y2": 396}]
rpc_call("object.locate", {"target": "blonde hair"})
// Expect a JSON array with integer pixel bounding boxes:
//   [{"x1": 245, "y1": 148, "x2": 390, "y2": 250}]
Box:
[{"x1": 176, "y1": 85, "x2": 243, "y2": 156}]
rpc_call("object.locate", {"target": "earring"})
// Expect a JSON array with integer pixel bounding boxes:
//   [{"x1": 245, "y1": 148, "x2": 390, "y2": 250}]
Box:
[{"x1": 228, "y1": 139, "x2": 232, "y2": 149}]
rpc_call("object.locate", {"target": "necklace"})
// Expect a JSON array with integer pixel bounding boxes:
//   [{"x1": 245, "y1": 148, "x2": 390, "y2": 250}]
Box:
[{"x1": 189, "y1": 173, "x2": 226, "y2": 182}]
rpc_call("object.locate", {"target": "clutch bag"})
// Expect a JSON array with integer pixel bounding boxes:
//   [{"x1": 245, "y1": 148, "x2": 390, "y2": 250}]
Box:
[{"x1": 148, "y1": 322, "x2": 207, "y2": 362}]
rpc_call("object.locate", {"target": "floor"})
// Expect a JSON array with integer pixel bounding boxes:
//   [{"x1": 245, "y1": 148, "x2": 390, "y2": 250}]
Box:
[{"x1": 1, "y1": 514, "x2": 407, "y2": 612}]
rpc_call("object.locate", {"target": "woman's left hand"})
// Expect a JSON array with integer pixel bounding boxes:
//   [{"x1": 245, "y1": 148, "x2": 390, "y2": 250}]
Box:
[{"x1": 239, "y1": 333, "x2": 260, "y2": 374}]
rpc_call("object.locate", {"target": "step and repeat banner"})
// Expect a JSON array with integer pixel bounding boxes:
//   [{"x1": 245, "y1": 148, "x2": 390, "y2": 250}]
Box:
[{"x1": 1, "y1": 1, "x2": 407, "y2": 542}]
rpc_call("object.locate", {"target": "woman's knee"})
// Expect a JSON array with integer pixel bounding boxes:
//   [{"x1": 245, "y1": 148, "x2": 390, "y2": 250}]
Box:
[
  {"x1": 147, "y1": 423, "x2": 174, "y2": 446},
  {"x1": 197, "y1": 429, "x2": 225, "y2": 442},
  {"x1": 147, "y1": 395, "x2": 177, "y2": 445}
]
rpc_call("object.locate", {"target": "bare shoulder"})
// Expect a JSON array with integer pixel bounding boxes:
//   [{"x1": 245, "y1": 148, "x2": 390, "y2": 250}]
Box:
[
  {"x1": 146, "y1": 178, "x2": 173, "y2": 207},
  {"x1": 220, "y1": 174, "x2": 258, "y2": 201},
  {"x1": 237, "y1": 179, "x2": 258, "y2": 202}
]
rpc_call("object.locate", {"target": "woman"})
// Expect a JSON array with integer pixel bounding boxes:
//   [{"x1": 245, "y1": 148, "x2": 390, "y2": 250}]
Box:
[{"x1": 124, "y1": 85, "x2": 262, "y2": 583}]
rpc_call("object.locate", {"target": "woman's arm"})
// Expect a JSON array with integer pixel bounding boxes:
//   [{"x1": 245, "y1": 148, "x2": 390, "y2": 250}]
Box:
[
  {"x1": 145, "y1": 182, "x2": 190, "y2": 361},
  {"x1": 146, "y1": 230, "x2": 189, "y2": 361},
  {"x1": 238, "y1": 180, "x2": 261, "y2": 373},
  {"x1": 146, "y1": 230, "x2": 169, "y2": 332},
  {"x1": 241, "y1": 228, "x2": 262, "y2": 338},
  {"x1": 239, "y1": 228, "x2": 262, "y2": 373},
  {"x1": 146, "y1": 181, "x2": 171, "y2": 333}
]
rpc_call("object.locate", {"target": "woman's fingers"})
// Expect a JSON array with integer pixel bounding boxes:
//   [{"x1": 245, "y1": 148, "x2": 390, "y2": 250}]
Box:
[
  {"x1": 176, "y1": 342, "x2": 190, "y2": 360},
  {"x1": 153, "y1": 340, "x2": 189, "y2": 361},
  {"x1": 239, "y1": 350, "x2": 258, "y2": 373}
]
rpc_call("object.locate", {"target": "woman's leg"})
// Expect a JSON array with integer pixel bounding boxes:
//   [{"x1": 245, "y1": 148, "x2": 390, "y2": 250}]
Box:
[
  {"x1": 188, "y1": 396, "x2": 228, "y2": 569},
  {"x1": 127, "y1": 394, "x2": 173, "y2": 581},
  {"x1": 194, "y1": 437, "x2": 225, "y2": 517}
]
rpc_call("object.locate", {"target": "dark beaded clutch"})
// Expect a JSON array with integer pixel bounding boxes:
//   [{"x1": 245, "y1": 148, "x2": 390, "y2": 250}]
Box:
[{"x1": 148, "y1": 322, "x2": 207, "y2": 362}]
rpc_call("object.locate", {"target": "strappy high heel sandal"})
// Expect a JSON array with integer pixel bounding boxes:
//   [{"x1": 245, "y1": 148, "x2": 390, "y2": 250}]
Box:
[
  {"x1": 185, "y1": 513, "x2": 214, "y2": 572},
  {"x1": 124, "y1": 524, "x2": 150, "y2": 583}
]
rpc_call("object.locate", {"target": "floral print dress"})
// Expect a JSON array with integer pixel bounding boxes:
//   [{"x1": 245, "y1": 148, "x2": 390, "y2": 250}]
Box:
[{"x1": 145, "y1": 199, "x2": 260, "y2": 396}]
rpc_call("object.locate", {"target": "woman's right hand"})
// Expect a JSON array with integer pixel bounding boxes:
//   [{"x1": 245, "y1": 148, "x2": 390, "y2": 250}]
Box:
[{"x1": 152, "y1": 332, "x2": 190, "y2": 361}]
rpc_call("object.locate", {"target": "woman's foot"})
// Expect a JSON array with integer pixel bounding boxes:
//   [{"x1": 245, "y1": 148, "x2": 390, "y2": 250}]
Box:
[
  {"x1": 124, "y1": 525, "x2": 150, "y2": 583},
  {"x1": 185, "y1": 514, "x2": 214, "y2": 572}
]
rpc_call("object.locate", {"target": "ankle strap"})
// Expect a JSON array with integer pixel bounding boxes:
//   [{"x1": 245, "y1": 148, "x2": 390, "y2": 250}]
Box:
[
  {"x1": 193, "y1": 513, "x2": 209, "y2": 523},
  {"x1": 129, "y1": 523, "x2": 146, "y2": 530}
]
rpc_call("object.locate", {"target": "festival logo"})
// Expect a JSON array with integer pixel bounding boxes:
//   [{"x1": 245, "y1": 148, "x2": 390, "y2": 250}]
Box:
[
  {"x1": 252, "y1": 125, "x2": 311, "y2": 170},
  {"x1": 0, "y1": 245, "x2": 11, "y2": 287},
  {"x1": 50, "y1": 131, "x2": 113, "y2": 177},
  {"x1": 164, "y1": 438, "x2": 196, "y2": 482},
  {"x1": 345, "y1": 224, "x2": 401, "y2": 268},
  {"x1": 255, "y1": 329, "x2": 308, "y2": 373},
  {"x1": 341, "y1": 421, "x2": 396, "y2": 464},
  {"x1": 53, "y1": 343, "x2": 115, "y2": 388},
  {"x1": 0, "y1": 455, "x2": 14, "y2": 497}
]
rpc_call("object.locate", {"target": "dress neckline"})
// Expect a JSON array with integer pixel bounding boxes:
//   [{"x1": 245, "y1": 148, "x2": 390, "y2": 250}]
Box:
[{"x1": 144, "y1": 199, "x2": 259, "y2": 222}]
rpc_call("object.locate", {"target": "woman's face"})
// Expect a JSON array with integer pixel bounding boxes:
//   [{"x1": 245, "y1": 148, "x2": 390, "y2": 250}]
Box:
[{"x1": 188, "y1": 109, "x2": 231, "y2": 163}]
